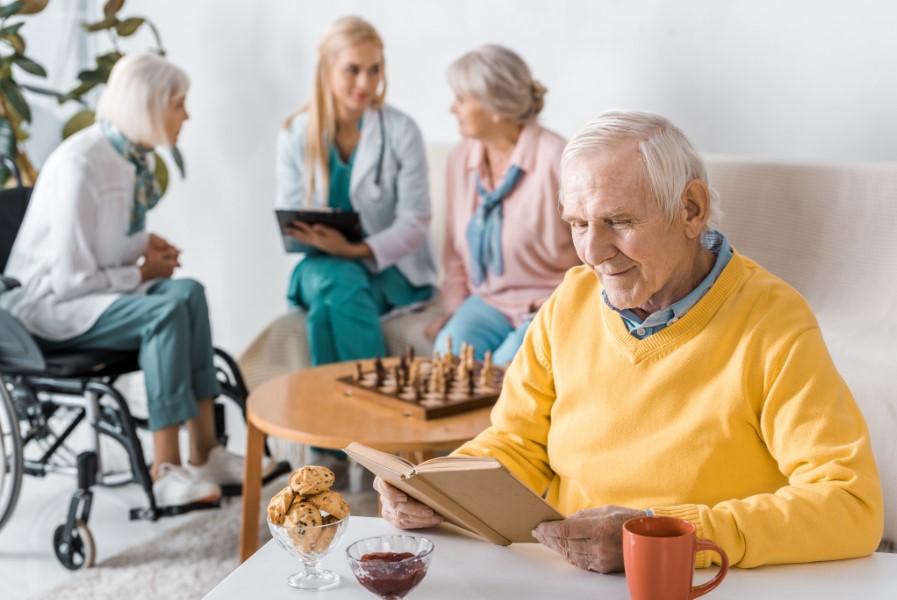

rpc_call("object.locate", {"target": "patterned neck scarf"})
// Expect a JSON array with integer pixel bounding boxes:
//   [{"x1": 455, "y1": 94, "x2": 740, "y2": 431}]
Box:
[
  {"x1": 465, "y1": 165, "x2": 524, "y2": 286},
  {"x1": 100, "y1": 120, "x2": 161, "y2": 235}
]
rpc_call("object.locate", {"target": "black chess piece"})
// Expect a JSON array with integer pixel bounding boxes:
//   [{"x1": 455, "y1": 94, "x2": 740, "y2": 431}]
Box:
[
  {"x1": 354, "y1": 362, "x2": 363, "y2": 382},
  {"x1": 467, "y1": 370, "x2": 475, "y2": 397},
  {"x1": 374, "y1": 356, "x2": 385, "y2": 387}
]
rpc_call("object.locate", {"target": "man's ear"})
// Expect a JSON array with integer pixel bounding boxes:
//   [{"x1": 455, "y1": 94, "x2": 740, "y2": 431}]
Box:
[{"x1": 680, "y1": 179, "x2": 711, "y2": 239}]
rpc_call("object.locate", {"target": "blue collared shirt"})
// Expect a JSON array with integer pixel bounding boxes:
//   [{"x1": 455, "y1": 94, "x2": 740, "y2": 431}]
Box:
[{"x1": 604, "y1": 230, "x2": 733, "y2": 339}]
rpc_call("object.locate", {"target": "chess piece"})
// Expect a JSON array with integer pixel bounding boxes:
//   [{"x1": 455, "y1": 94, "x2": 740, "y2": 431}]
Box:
[
  {"x1": 409, "y1": 361, "x2": 420, "y2": 388},
  {"x1": 479, "y1": 351, "x2": 494, "y2": 390},
  {"x1": 467, "y1": 369, "x2": 476, "y2": 396},
  {"x1": 394, "y1": 366, "x2": 403, "y2": 392},
  {"x1": 374, "y1": 356, "x2": 385, "y2": 387},
  {"x1": 406, "y1": 346, "x2": 415, "y2": 363},
  {"x1": 354, "y1": 362, "x2": 363, "y2": 382}
]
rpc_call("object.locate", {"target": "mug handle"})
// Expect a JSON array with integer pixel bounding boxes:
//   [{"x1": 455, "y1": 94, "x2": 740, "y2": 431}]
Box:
[{"x1": 689, "y1": 538, "x2": 729, "y2": 599}]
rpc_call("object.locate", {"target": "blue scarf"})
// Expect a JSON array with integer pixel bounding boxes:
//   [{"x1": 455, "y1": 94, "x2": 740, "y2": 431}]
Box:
[
  {"x1": 465, "y1": 165, "x2": 524, "y2": 286},
  {"x1": 100, "y1": 121, "x2": 161, "y2": 235}
]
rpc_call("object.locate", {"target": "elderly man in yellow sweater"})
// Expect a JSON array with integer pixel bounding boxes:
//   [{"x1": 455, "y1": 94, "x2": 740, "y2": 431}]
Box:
[{"x1": 374, "y1": 110, "x2": 883, "y2": 573}]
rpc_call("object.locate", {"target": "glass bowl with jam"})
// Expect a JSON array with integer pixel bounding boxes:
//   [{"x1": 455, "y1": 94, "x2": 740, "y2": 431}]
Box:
[{"x1": 346, "y1": 535, "x2": 435, "y2": 599}]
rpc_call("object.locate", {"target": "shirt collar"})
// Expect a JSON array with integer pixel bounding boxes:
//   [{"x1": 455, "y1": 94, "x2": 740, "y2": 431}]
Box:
[{"x1": 603, "y1": 230, "x2": 733, "y2": 328}]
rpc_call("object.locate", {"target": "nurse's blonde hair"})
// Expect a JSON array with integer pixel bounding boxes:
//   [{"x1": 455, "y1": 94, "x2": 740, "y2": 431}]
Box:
[{"x1": 285, "y1": 16, "x2": 386, "y2": 203}]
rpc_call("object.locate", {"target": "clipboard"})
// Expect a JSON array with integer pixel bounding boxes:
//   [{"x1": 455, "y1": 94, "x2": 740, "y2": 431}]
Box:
[{"x1": 275, "y1": 209, "x2": 363, "y2": 253}]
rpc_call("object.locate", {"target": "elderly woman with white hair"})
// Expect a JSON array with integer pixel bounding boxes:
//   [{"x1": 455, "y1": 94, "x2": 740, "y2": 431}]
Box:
[
  {"x1": 426, "y1": 45, "x2": 580, "y2": 365},
  {"x1": 1, "y1": 52, "x2": 269, "y2": 509}
]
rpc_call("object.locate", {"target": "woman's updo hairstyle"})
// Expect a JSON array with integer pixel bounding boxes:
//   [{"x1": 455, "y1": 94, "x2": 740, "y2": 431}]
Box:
[{"x1": 447, "y1": 44, "x2": 546, "y2": 124}]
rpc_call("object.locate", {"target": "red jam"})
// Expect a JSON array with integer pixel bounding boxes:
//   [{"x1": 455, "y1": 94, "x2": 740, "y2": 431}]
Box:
[
  {"x1": 357, "y1": 552, "x2": 427, "y2": 597},
  {"x1": 361, "y1": 552, "x2": 416, "y2": 562}
]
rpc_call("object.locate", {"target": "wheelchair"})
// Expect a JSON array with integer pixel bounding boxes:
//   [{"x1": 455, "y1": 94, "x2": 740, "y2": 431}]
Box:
[{"x1": 0, "y1": 158, "x2": 289, "y2": 570}]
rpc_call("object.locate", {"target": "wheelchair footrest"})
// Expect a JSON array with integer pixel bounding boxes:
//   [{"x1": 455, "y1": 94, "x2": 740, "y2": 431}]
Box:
[
  {"x1": 220, "y1": 460, "x2": 292, "y2": 498},
  {"x1": 129, "y1": 498, "x2": 221, "y2": 521}
]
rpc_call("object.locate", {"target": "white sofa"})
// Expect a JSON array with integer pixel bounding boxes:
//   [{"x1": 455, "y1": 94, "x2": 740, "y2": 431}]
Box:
[{"x1": 239, "y1": 146, "x2": 897, "y2": 549}]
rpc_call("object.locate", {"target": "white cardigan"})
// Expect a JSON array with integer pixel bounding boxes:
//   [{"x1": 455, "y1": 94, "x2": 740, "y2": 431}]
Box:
[
  {"x1": 1, "y1": 124, "x2": 151, "y2": 341},
  {"x1": 276, "y1": 104, "x2": 438, "y2": 288}
]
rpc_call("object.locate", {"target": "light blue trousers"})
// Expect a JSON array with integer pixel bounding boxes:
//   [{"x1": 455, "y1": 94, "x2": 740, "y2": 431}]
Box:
[
  {"x1": 434, "y1": 295, "x2": 532, "y2": 366},
  {"x1": 288, "y1": 256, "x2": 432, "y2": 366},
  {"x1": 36, "y1": 278, "x2": 222, "y2": 431}
]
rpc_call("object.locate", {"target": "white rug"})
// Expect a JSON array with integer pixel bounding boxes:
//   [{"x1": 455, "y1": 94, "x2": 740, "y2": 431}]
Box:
[{"x1": 29, "y1": 482, "x2": 379, "y2": 600}]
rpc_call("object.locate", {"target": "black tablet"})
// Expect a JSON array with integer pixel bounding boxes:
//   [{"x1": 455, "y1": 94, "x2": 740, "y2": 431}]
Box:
[{"x1": 275, "y1": 209, "x2": 363, "y2": 253}]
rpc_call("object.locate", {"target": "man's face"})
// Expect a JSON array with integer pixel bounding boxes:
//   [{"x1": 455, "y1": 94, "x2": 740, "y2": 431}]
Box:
[{"x1": 561, "y1": 143, "x2": 696, "y2": 316}]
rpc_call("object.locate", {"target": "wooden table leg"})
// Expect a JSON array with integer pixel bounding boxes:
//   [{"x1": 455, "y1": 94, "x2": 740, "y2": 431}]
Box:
[{"x1": 239, "y1": 420, "x2": 264, "y2": 562}]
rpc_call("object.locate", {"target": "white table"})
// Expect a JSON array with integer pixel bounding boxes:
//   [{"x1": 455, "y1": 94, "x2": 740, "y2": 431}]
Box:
[{"x1": 208, "y1": 517, "x2": 897, "y2": 599}]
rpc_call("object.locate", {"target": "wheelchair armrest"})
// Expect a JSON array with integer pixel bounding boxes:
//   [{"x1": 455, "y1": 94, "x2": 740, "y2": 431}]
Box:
[{"x1": 0, "y1": 275, "x2": 21, "y2": 293}]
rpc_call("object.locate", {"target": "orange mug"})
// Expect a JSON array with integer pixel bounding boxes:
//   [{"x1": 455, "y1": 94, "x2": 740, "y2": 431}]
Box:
[{"x1": 623, "y1": 516, "x2": 728, "y2": 600}]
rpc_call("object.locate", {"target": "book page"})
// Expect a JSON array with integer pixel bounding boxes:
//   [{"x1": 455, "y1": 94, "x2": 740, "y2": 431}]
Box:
[
  {"x1": 418, "y1": 456, "x2": 500, "y2": 471},
  {"x1": 343, "y1": 442, "x2": 415, "y2": 476}
]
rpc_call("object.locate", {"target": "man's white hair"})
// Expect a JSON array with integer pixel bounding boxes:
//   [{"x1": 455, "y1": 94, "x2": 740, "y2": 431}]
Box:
[
  {"x1": 561, "y1": 110, "x2": 721, "y2": 229},
  {"x1": 96, "y1": 52, "x2": 189, "y2": 147}
]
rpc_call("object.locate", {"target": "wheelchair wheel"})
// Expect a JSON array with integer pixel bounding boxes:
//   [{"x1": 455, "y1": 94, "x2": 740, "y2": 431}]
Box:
[
  {"x1": 0, "y1": 382, "x2": 23, "y2": 532},
  {"x1": 53, "y1": 520, "x2": 96, "y2": 570}
]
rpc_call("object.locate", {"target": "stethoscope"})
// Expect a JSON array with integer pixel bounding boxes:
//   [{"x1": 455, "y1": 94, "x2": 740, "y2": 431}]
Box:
[{"x1": 373, "y1": 109, "x2": 385, "y2": 187}]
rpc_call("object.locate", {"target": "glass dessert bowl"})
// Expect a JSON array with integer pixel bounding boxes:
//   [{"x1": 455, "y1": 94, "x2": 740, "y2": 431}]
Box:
[
  {"x1": 346, "y1": 534, "x2": 435, "y2": 599},
  {"x1": 267, "y1": 514, "x2": 349, "y2": 591}
]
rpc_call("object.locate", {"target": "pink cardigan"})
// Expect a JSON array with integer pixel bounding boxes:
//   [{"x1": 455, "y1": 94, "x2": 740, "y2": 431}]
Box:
[{"x1": 441, "y1": 121, "x2": 581, "y2": 327}]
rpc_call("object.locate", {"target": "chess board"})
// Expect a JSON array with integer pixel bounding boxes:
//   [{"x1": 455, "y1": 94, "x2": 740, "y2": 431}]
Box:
[{"x1": 337, "y1": 356, "x2": 504, "y2": 420}]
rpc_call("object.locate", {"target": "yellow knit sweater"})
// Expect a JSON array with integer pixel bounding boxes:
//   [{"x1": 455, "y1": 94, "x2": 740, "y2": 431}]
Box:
[{"x1": 455, "y1": 253, "x2": 883, "y2": 568}]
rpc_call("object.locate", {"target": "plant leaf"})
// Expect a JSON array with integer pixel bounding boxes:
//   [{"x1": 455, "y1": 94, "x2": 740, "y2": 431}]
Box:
[
  {"x1": 0, "y1": 22, "x2": 25, "y2": 36},
  {"x1": 62, "y1": 109, "x2": 95, "y2": 139},
  {"x1": 4, "y1": 32, "x2": 25, "y2": 53},
  {"x1": 96, "y1": 50, "x2": 122, "y2": 69},
  {"x1": 76, "y1": 66, "x2": 109, "y2": 84},
  {"x1": 170, "y1": 145, "x2": 185, "y2": 178},
  {"x1": 0, "y1": 115, "x2": 15, "y2": 185},
  {"x1": 0, "y1": 2, "x2": 23, "y2": 19},
  {"x1": 82, "y1": 17, "x2": 117, "y2": 33},
  {"x1": 58, "y1": 81, "x2": 97, "y2": 104},
  {"x1": 0, "y1": 78, "x2": 31, "y2": 122},
  {"x1": 103, "y1": 0, "x2": 125, "y2": 19},
  {"x1": 12, "y1": 54, "x2": 46, "y2": 77},
  {"x1": 153, "y1": 151, "x2": 169, "y2": 197},
  {"x1": 114, "y1": 17, "x2": 143, "y2": 37},
  {"x1": 18, "y1": 0, "x2": 48, "y2": 15}
]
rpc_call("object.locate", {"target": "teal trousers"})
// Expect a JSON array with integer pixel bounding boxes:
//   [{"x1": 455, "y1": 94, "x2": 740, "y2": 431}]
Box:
[
  {"x1": 287, "y1": 256, "x2": 432, "y2": 366},
  {"x1": 36, "y1": 278, "x2": 222, "y2": 431}
]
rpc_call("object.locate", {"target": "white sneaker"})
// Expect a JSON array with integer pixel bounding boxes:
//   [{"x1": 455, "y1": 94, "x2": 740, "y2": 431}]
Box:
[
  {"x1": 153, "y1": 463, "x2": 221, "y2": 507},
  {"x1": 186, "y1": 446, "x2": 277, "y2": 486}
]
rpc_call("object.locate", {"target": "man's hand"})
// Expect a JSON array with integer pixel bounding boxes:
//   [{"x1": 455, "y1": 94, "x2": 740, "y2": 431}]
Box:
[
  {"x1": 287, "y1": 221, "x2": 371, "y2": 259},
  {"x1": 140, "y1": 232, "x2": 181, "y2": 281},
  {"x1": 532, "y1": 505, "x2": 646, "y2": 573},
  {"x1": 374, "y1": 476, "x2": 444, "y2": 529}
]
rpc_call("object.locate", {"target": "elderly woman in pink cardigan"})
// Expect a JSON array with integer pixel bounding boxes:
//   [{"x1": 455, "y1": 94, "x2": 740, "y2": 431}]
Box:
[{"x1": 425, "y1": 45, "x2": 580, "y2": 365}]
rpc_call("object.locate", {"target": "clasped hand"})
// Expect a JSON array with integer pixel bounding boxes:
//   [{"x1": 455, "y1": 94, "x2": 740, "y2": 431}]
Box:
[
  {"x1": 140, "y1": 233, "x2": 181, "y2": 281},
  {"x1": 374, "y1": 477, "x2": 642, "y2": 574}
]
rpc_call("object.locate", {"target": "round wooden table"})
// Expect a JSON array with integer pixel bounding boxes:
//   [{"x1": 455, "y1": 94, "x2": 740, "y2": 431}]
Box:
[{"x1": 238, "y1": 359, "x2": 493, "y2": 561}]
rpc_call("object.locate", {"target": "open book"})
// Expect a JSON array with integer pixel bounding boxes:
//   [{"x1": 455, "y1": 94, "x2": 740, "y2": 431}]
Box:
[{"x1": 343, "y1": 442, "x2": 563, "y2": 545}]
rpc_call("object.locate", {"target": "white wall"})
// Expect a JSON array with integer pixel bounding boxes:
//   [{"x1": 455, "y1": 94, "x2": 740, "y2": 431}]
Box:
[{"x1": 21, "y1": 0, "x2": 897, "y2": 356}]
